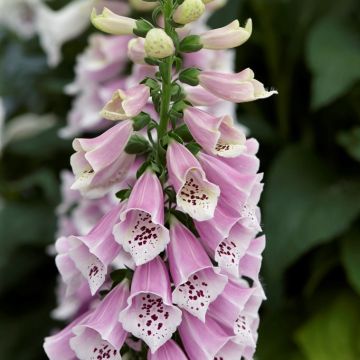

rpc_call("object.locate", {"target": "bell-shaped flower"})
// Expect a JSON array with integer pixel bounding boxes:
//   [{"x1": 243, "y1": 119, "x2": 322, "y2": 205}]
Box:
[
  {"x1": 168, "y1": 218, "x2": 227, "y2": 321},
  {"x1": 166, "y1": 140, "x2": 220, "y2": 221},
  {"x1": 119, "y1": 257, "x2": 182, "y2": 353},
  {"x1": 195, "y1": 196, "x2": 240, "y2": 252},
  {"x1": 68, "y1": 205, "x2": 124, "y2": 295},
  {"x1": 70, "y1": 281, "x2": 130, "y2": 360},
  {"x1": 179, "y1": 311, "x2": 242, "y2": 359},
  {"x1": 239, "y1": 235, "x2": 266, "y2": 296},
  {"x1": 173, "y1": 0, "x2": 205, "y2": 25},
  {"x1": 199, "y1": 19, "x2": 252, "y2": 50},
  {"x1": 113, "y1": 170, "x2": 170, "y2": 266},
  {"x1": 144, "y1": 29, "x2": 175, "y2": 59},
  {"x1": 221, "y1": 138, "x2": 260, "y2": 175},
  {"x1": 184, "y1": 107, "x2": 246, "y2": 158},
  {"x1": 55, "y1": 236, "x2": 92, "y2": 302},
  {"x1": 43, "y1": 311, "x2": 89, "y2": 360},
  {"x1": 198, "y1": 152, "x2": 257, "y2": 215},
  {"x1": 91, "y1": 7, "x2": 136, "y2": 35},
  {"x1": 199, "y1": 68, "x2": 277, "y2": 103},
  {"x1": 100, "y1": 84, "x2": 150, "y2": 121},
  {"x1": 70, "y1": 120, "x2": 135, "y2": 198},
  {"x1": 238, "y1": 173, "x2": 264, "y2": 232},
  {"x1": 128, "y1": 37, "x2": 146, "y2": 64},
  {"x1": 147, "y1": 340, "x2": 188, "y2": 360},
  {"x1": 207, "y1": 279, "x2": 257, "y2": 349}
]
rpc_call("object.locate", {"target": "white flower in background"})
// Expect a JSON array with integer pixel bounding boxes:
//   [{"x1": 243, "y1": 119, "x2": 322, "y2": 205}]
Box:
[
  {"x1": 0, "y1": 0, "x2": 41, "y2": 38},
  {"x1": 0, "y1": 112, "x2": 56, "y2": 154},
  {"x1": 0, "y1": 0, "x2": 129, "y2": 67},
  {"x1": 35, "y1": 0, "x2": 94, "y2": 67}
]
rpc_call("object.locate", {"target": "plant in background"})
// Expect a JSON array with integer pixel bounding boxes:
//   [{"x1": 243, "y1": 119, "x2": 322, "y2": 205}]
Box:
[{"x1": 44, "y1": 0, "x2": 276, "y2": 358}]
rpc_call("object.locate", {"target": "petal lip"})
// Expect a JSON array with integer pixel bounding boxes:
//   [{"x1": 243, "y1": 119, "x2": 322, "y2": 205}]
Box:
[{"x1": 175, "y1": 166, "x2": 220, "y2": 222}]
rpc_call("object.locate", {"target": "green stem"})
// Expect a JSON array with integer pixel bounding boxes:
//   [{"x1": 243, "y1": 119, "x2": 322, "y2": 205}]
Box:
[{"x1": 157, "y1": 0, "x2": 174, "y2": 144}]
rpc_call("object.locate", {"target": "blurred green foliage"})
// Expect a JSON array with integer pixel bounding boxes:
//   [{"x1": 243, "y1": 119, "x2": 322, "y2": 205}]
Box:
[{"x1": 0, "y1": 0, "x2": 359, "y2": 359}]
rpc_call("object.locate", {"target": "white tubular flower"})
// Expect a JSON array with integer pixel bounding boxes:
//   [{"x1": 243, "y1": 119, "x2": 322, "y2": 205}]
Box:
[
  {"x1": 144, "y1": 28, "x2": 175, "y2": 59},
  {"x1": 91, "y1": 7, "x2": 136, "y2": 35},
  {"x1": 173, "y1": 0, "x2": 205, "y2": 25},
  {"x1": 130, "y1": 0, "x2": 158, "y2": 12},
  {"x1": 200, "y1": 19, "x2": 253, "y2": 50}
]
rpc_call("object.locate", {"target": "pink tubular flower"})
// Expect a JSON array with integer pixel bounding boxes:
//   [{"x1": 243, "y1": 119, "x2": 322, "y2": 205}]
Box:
[
  {"x1": 207, "y1": 279, "x2": 257, "y2": 347},
  {"x1": 100, "y1": 84, "x2": 150, "y2": 121},
  {"x1": 70, "y1": 281, "x2": 129, "y2": 360},
  {"x1": 68, "y1": 205, "x2": 123, "y2": 295},
  {"x1": 199, "y1": 19, "x2": 252, "y2": 50},
  {"x1": 166, "y1": 140, "x2": 220, "y2": 221},
  {"x1": 43, "y1": 311, "x2": 89, "y2": 360},
  {"x1": 185, "y1": 85, "x2": 220, "y2": 106},
  {"x1": 240, "y1": 235, "x2": 266, "y2": 295},
  {"x1": 119, "y1": 257, "x2": 182, "y2": 353},
  {"x1": 179, "y1": 311, "x2": 242, "y2": 359},
  {"x1": 70, "y1": 120, "x2": 135, "y2": 198},
  {"x1": 113, "y1": 170, "x2": 170, "y2": 266},
  {"x1": 184, "y1": 107, "x2": 246, "y2": 157},
  {"x1": 147, "y1": 340, "x2": 188, "y2": 360},
  {"x1": 55, "y1": 237, "x2": 91, "y2": 312},
  {"x1": 168, "y1": 218, "x2": 227, "y2": 321},
  {"x1": 198, "y1": 152, "x2": 257, "y2": 216},
  {"x1": 199, "y1": 68, "x2": 277, "y2": 103}
]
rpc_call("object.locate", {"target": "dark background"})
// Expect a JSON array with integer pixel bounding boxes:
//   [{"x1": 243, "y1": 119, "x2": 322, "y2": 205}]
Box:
[{"x1": 0, "y1": 0, "x2": 360, "y2": 358}]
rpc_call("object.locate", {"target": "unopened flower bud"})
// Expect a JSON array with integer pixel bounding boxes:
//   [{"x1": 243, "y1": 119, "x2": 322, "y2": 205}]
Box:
[
  {"x1": 144, "y1": 28, "x2": 175, "y2": 59},
  {"x1": 173, "y1": 0, "x2": 205, "y2": 25},
  {"x1": 91, "y1": 7, "x2": 136, "y2": 35}
]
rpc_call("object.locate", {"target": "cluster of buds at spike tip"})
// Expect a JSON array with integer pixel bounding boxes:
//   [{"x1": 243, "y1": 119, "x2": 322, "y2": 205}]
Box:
[{"x1": 45, "y1": 0, "x2": 277, "y2": 359}]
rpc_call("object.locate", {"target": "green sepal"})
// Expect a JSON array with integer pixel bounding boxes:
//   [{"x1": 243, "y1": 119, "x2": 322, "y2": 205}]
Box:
[
  {"x1": 132, "y1": 112, "x2": 152, "y2": 131},
  {"x1": 179, "y1": 68, "x2": 201, "y2": 86},
  {"x1": 133, "y1": 19, "x2": 153, "y2": 37},
  {"x1": 125, "y1": 134, "x2": 151, "y2": 154},
  {"x1": 186, "y1": 141, "x2": 202, "y2": 155},
  {"x1": 144, "y1": 57, "x2": 161, "y2": 66},
  {"x1": 169, "y1": 131, "x2": 184, "y2": 144},
  {"x1": 179, "y1": 35, "x2": 203, "y2": 53},
  {"x1": 115, "y1": 188, "x2": 132, "y2": 201},
  {"x1": 174, "y1": 124, "x2": 194, "y2": 142}
]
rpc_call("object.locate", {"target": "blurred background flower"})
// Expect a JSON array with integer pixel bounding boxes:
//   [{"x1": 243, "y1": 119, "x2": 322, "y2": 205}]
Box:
[{"x1": 0, "y1": 0, "x2": 359, "y2": 359}]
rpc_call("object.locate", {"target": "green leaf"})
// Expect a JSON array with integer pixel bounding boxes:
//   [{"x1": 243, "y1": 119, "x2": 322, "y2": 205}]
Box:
[
  {"x1": 263, "y1": 145, "x2": 360, "y2": 301},
  {"x1": 337, "y1": 127, "x2": 360, "y2": 162},
  {"x1": 306, "y1": 17, "x2": 360, "y2": 109},
  {"x1": 341, "y1": 229, "x2": 360, "y2": 295},
  {"x1": 295, "y1": 293, "x2": 360, "y2": 360},
  {"x1": 125, "y1": 134, "x2": 151, "y2": 154}
]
